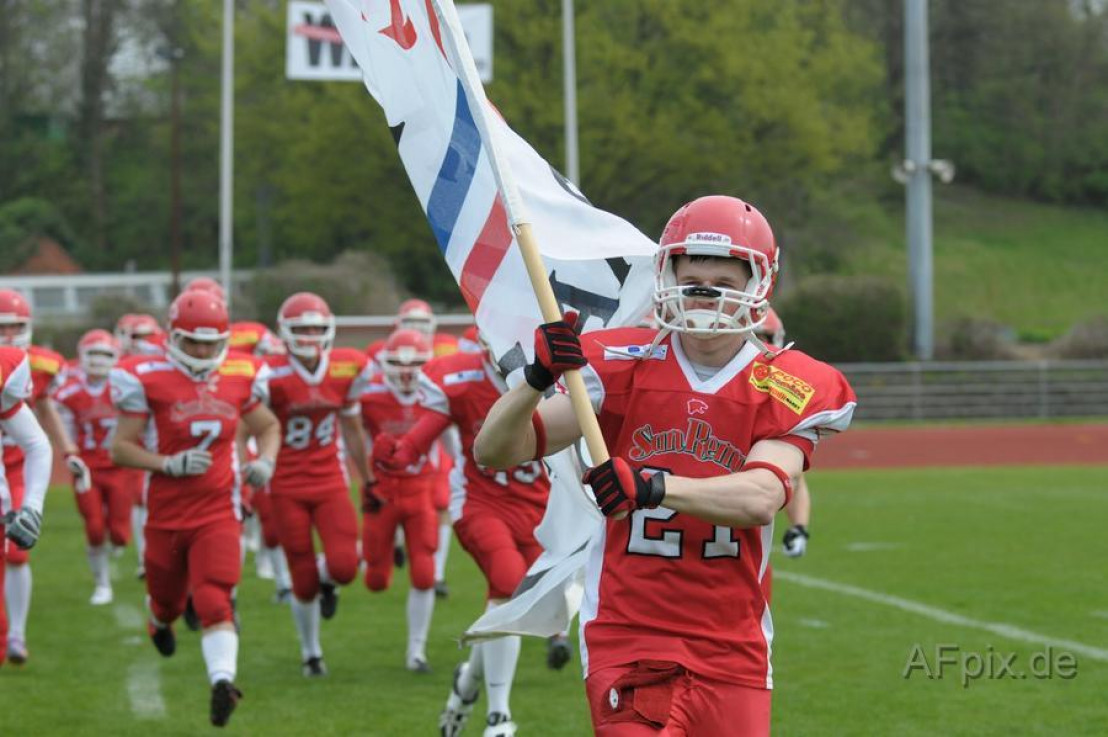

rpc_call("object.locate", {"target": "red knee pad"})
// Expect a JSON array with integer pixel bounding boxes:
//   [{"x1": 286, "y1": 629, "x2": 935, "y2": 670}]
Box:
[
  {"x1": 364, "y1": 565, "x2": 392, "y2": 592},
  {"x1": 192, "y1": 583, "x2": 235, "y2": 628},
  {"x1": 324, "y1": 551, "x2": 358, "y2": 586},
  {"x1": 289, "y1": 556, "x2": 321, "y2": 602}
]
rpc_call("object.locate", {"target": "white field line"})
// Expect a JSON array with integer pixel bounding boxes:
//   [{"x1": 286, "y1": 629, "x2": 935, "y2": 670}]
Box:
[
  {"x1": 126, "y1": 661, "x2": 167, "y2": 719},
  {"x1": 114, "y1": 603, "x2": 144, "y2": 630},
  {"x1": 776, "y1": 570, "x2": 1108, "y2": 663}
]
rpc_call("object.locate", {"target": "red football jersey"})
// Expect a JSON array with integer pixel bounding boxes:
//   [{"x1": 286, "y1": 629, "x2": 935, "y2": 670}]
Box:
[
  {"x1": 229, "y1": 321, "x2": 283, "y2": 356},
  {"x1": 431, "y1": 332, "x2": 459, "y2": 358},
  {"x1": 0, "y1": 347, "x2": 31, "y2": 421},
  {"x1": 417, "y1": 351, "x2": 549, "y2": 516},
  {"x1": 3, "y1": 344, "x2": 66, "y2": 473},
  {"x1": 264, "y1": 348, "x2": 370, "y2": 496},
  {"x1": 53, "y1": 370, "x2": 119, "y2": 470},
  {"x1": 110, "y1": 353, "x2": 267, "y2": 530},
  {"x1": 574, "y1": 327, "x2": 856, "y2": 689}
]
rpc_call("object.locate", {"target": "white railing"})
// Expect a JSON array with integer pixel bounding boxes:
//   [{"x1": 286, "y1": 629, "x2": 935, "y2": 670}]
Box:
[
  {"x1": 838, "y1": 360, "x2": 1108, "y2": 421},
  {"x1": 0, "y1": 270, "x2": 254, "y2": 317}
]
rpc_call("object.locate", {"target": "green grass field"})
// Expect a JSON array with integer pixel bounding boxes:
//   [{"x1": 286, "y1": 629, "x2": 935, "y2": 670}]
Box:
[
  {"x1": 839, "y1": 185, "x2": 1108, "y2": 340},
  {"x1": 3, "y1": 466, "x2": 1106, "y2": 735}
]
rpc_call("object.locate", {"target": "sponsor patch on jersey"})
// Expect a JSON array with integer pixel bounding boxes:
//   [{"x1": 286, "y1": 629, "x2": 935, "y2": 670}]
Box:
[
  {"x1": 135, "y1": 361, "x2": 175, "y2": 375},
  {"x1": 749, "y1": 361, "x2": 815, "y2": 414},
  {"x1": 30, "y1": 353, "x2": 61, "y2": 375},
  {"x1": 229, "y1": 331, "x2": 261, "y2": 347},
  {"x1": 361, "y1": 383, "x2": 390, "y2": 395},
  {"x1": 330, "y1": 361, "x2": 360, "y2": 379},
  {"x1": 443, "y1": 369, "x2": 485, "y2": 386},
  {"x1": 218, "y1": 359, "x2": 256, "y2": 377},
  {"x1": 602, "y1": 344, "x2": 668, "y2": 362}
]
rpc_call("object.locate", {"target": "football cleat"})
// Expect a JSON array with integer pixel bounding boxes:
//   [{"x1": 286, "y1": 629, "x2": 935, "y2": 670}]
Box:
[
  {"x1": 406, "y1": 655, "x2": 431, "y2": 674},
  {"x1": 439, "y1": 662, "x2": 480, "y2": 737},
  {"x1": 90, "y1": 584, "x2": 114, "y2": 606},
  {"x1": 393, "y1": 544, "x2": 407, "y2": 569},
  {"x1": 320, "y1": 583, "x2": 339, "y2": 620},
  {"x1": 7, "y1": 638, "x2": 28, "y2": 665},
  {"x1": 483, "y1": 712, "x2": 518, "y2": 737},
  {"x1": 273, "y1": 587, "x2": 293, "y2": 605},
  {"x1": 546, "y1": 634, "x2": 572, "y2": 671},
  {"x1": 183, "y1": 596, "x2": 201, "y2": 631},
  {"x1": 434, "y1": 580, "x2": 450, "y2": 599},
  {"x1": 302, "y1": 656, "x2": 328, "y2": 678},
  {"x1": 148, "y1": 622, "x2": 176, "y2": 657},
  {"x1": 209, "y1": 679, "x2": 243, "y2": 727},
  {"x1": 135, "y1": 564, "x2": 146, "y2": 580}
]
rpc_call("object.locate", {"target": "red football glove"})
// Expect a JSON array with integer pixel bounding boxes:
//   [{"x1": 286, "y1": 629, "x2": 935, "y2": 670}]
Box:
[
  {"x1": 525, "y1": 311, "x2": 587, "y2": 391},
  {"x1": 361, "y1": 479, "x2": 385, "y2": 514},
  {"x1": 371, "y1": 432, "x2": 421, "y2": 472},
  {"x1": 582, "y1": 458, "x2": 666, "y2": 517}
]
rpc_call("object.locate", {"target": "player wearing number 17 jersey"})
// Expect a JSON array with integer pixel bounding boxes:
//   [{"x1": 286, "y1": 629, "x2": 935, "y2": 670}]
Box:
[
  {"x1": 475, "y1": 196, "x2": 857, "y2": 736},
  {"x1": 265, "y1": 292, "x2": 372, "y2": 677},
  {"x1": 111, "y1": 289, "x2": 280, "y2": 727}
]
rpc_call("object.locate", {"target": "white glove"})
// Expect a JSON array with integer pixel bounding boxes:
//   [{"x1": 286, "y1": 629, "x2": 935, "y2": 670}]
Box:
[
  {"x1": 65, "y1": 453, "x2": 92, "y2": 494},
  {"x1": 5, "y1": 508, "x2": 43, "y2": 550},
  {"x1": 243, "y1": 457, "x2": 275, "y2": 488},
  {"x1": 782, "y1": 525, "x2": 809, "y2": 558},
  {"x1": 162, "y1": 449, "x2": 213, "y2": 477}
]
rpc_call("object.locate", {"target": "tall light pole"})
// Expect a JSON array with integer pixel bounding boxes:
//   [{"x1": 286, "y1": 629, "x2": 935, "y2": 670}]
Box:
[
  {"x1": 219, "y1": 0, "x2": 234, "y2": 312},
  {"x1": 904, "y1": 0, "x2": 933, "y2": 360},
  {"x1": 562, "y1": 0, "x2": 579, "y2": 186}
]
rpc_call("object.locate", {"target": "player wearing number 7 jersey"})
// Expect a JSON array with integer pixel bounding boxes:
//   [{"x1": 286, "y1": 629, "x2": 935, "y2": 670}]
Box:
[
  {"x1": 475, "y1": 196, "x2": 857, "y2": 736},
  {"x1": 264, "y1": 292, "x2": 372, "y2": 677},
  {"x1": 111, "y1": 289, "x2": 280, "y2": 728}
]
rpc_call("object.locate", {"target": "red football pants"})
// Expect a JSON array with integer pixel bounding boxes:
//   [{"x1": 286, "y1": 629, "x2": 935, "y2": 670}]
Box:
[
  {"x1": 144, "y1": 519, "x2": 242, "y2": 629},
  {"x1": 74, "y1": 467, "x2": 139, "y2": 548},
  {"x1": 362, "y1": 478, "x2": 438, "y2": 591},
  {"x1": 271, "y1": 488, "x2": 358, "y2": 602},
  {"x1": 453, "y1": 495, "x2": 543, "y2": 600},
  {"x1": 586, "y1": 663, "x2": 772, "y2": 737},
  {"x1": 253, "y1": 487, "x2": 281, "y2": 549}
]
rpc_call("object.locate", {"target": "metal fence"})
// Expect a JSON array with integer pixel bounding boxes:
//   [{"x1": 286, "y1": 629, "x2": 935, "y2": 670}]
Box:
[{"x1": 839, "y1": 360, "x2": 1108, "y2": 421}]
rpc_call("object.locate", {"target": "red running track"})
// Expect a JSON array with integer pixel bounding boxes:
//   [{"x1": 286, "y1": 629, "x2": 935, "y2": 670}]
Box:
[{"x1": 815, "y1": 424, "x2": 1108, "y2": 469}]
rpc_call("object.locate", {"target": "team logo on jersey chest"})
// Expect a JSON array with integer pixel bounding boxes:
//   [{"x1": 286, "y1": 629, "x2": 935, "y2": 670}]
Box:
[
  {"x1": 169, "y1": 387, "x2": 238, "y2": 422},
  {"x1": 628, "y1": 418, "x2": 744, "y2": 471},
  {"x1": 330, "y1": 361, "x2": 359, "y2": 379},
  {"x1": 749, "y1": 362, "x2": 815, "y2": 414}
]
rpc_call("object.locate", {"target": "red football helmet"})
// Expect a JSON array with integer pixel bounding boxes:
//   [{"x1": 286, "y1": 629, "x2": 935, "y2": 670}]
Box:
[
  {"x1": 0, "y1": 289, "x2": 33, "y2": 348},
  {"x1": 396, "y1": 298, "x2": 435, "y2": 336},
  {"x1": 753, "y1": 307, "x2": 786, "y2": 348},
  {"x1": 185, "y1": 276, "x2": 226, "y2": 301},
  {"x1": 114, "y1": 313, "x2": 138, "y2": 352},
  {"x1": 77, "y1": 329, "x2": 120, "y2": 378},
  {"x1": 380, "y1": 329, "x2": 432, "y2": 393},
  {"x1": 166, "y1": 290, "x2": 230, "y2": 373},
  {"x1": 278, "y1": 292, "x2": 335, "y2": 360},
  {"x1": 654, "y1": 195, "x2": 779, "y2": 335},
  {"x1": 129, "y1": 313, "x2": 166, "y2": 356}
]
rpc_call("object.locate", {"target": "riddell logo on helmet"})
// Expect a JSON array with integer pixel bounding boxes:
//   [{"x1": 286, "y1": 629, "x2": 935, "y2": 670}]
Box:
[{"x1": 687, "y1": 232, "x2": 732, "y2": 244}]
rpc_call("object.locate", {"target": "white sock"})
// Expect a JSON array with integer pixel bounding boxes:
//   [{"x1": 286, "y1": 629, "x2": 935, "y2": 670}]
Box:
[
  {"x1": 394, "y1": 527, "x2": 405, "y2": 548},
  {"x1": 316, "y1": 554, "x2": 332, "y2": 585},
  {"x1": 87, "y1": 544, "x2": 111, "y2": 587},
  {"x1": 290, "y1": 596, "x2": 323, "y2": 660},
  {"x1": 483, "y1": 634, "x2": 520, "y2": 717},
  {"x1": 201, "y1": 629, "x2": 239, "y2": 685},
  {"x1": 406, "y1": 587, "x2": 435, "y2": 661},
  {"x1": 434, "y1": 524, "x2": 451, "y2": 581},
  {"x1": 270, "y1": 547, "x2": 292, "y2": 591},
  {"x1": 457, "y1": 642, "x2": 484, "y2": 695},
  {"x1": 132, "y1": 506, "x2": 146, "y2": 562},
  {"x1": 5, "y1": 563, "x2": 32, "y2": 641}
]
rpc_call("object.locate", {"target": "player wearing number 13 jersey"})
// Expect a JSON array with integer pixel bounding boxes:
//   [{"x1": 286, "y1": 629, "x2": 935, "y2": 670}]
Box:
[
  {"x1": 265, "y1": 292, "x2": 372, "y2": 677},
  {"x1": 111, "y1": 289, "x2": 280, "y2": 727},
  {"x1": 475, "y1": 196, "x2": 857, "y2": 736}
]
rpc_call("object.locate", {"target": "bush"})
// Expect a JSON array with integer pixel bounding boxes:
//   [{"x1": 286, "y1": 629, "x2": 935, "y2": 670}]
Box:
[
  {"x1": 934, "y1": 317, "x2": 1020, "y2": 361},
  {"x1": 250, "y1": 250, "x2": 408, "y2": 322},
  {"x1": 0, "y1": 198, "x2": 79, "y2": 271},
  {"x1": 1052, "y1": 316, "x2": 1108, "y2": 360},
  {"x1": 777, "y1": 275, "x2": 906, "y2": 363}
]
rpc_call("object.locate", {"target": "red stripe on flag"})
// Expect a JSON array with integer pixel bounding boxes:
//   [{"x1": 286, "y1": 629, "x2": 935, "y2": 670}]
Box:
[
  {"x1": 424, "y1": 0, "x2": 448, "y2": 60},
  {"x1": 459, "y1": 197, "x2": 513, "y2": 312}
]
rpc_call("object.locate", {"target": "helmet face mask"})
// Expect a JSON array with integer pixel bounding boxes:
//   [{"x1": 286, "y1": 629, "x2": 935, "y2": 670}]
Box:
[
  {"x1": 278, "y1": 293, "x2": 335, "y2": 361},
  {"x1": 78, "y1": 330, "x2": 119, "y2": 378},
  {"x1": 0, "y1": 290, "x2": 33, "y2": 348},
  {"x1": 381, "y1": 329, "x2": 432, "y2": 393},
  {"x1": 652, "y1": 196, "x2": 779, "y2": 337}
]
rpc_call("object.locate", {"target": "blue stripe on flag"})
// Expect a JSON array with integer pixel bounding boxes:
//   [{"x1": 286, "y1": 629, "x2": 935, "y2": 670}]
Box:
[{"x1": 427, "y1": 80, "x2": 482, "y2": 253}]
